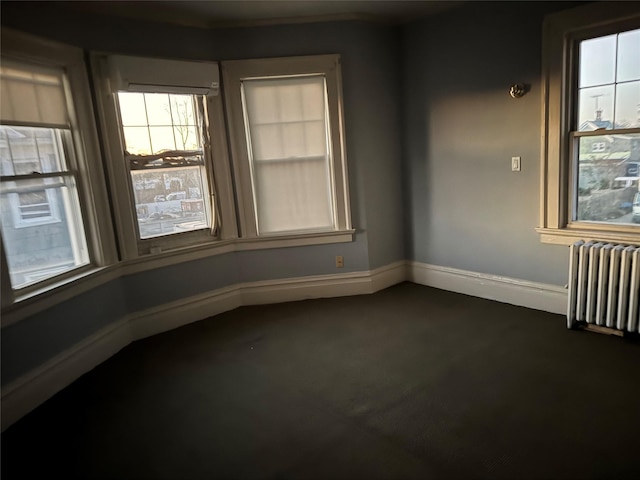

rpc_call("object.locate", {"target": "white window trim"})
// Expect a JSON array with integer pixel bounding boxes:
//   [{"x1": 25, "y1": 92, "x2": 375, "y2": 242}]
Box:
[
  {"x1": 0, "y1": 28, "x2": 117, "y2": 301},
  {"x1": 222, "y1": 54, "x2": 352, "y2": 239},
  {"x1": 538, "y1": 2, "x2": 640, "y2": 246},
  {"x1": 91, "y1": 53, "x2": 239, "y2": 259}
]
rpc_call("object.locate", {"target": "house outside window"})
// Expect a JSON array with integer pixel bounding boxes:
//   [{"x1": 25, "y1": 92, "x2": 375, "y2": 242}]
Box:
[{"x1": 538, "y1": 3, "x2": 640, "y2": 245}]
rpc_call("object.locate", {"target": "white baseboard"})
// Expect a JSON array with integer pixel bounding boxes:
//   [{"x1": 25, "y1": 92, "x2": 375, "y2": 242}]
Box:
[
  {"x1": 0, "y1": 317, "x2": 131, "y2": 432},
  {"x1": 408, "y1": 261, "x2": 567, "y2": 315},
  {"x1": 370, "y1": 261, "x2": 408, "y2": 293},
  {"x1": 128, "y1": 286, "x2": 243, "y2": 341},
  {"x1": 1, "y1": 262, "x2": 403, "y2": 431},
  {"x1": 2, "y1": 260, "x2": 566, "y2": 431}
]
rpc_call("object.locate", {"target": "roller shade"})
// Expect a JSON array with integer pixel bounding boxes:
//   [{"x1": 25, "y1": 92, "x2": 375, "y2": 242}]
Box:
[
  {"x1": 0, "y1": 61, "x2": 69, "y2": 128},
  {"x1": 109, "y1": 55, "x2": 219, "y2": 95},
  {"x1": 242, "y1": 75, "x2": 335, "y2": 234}
]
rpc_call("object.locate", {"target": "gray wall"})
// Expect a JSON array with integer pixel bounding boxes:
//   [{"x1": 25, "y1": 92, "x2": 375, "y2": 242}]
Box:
[
  {"x1": 1, "y1": 4, "x2": 404, "y2": 384},
  {"x1": 402, "y1": 1, "x2": 575, "y2": 286},
  {"x1": 1, "y1": 280, "x2": 127, "y2": 384}
]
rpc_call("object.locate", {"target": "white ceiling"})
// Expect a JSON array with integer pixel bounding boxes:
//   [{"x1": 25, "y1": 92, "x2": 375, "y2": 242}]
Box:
[{"x1": 61, "y1": 1, "x2": 464, "y2": 28}]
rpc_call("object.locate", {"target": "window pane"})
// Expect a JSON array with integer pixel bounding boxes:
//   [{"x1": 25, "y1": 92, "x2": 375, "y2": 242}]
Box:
[
  {"x1": 118, "y1": 92, "x2": 211, "y2": 240},
  {"x1": 118, "y1": 92, "x2": 148, "y2": 126},
  {"x1": 119, "y1": 93, "x2": 202, "y2": 155},
  {"x1": 578, "y1": 85, "x2": 614, "y2": 131},
  {"x1": 579, "y1": 34, "x2": 616, "y2": 88},
  {"x1": 131, "y1": 166, "x2": 209, "y2": 239},
  {"x1": 615, "y1": 81, "x2": 640, "y2": 128},
  {"x1": 149, "y1": 126, "x2": 176, "y2": 153},
  {"x1": 576, "y1": 133, "x2": 640, "y2": 225},
  {"x1": 617, "y1": 29, "x2": 640, "y2": 83},
  {"x1": 172, "y1": 126, "x2": 199, "y2": 151},
  {"x1": 301, "y1": 82, "x2": 326, "y2": 120},
  {"x1": 251, "y1": 124, "x2": 284, "y2": 160},
  {"x1": 170, "y1": 95, "x2": 196, "y2": 127},
  {"x1": 0, "y1": 125, "x2": 66, "y2": 175},
  {"x1": 144, "y1": 93, "x2": 173, "y2": 126},
  {"x1": 281, "y1": 121, "x2": 326, "y2": 158},
  {"x1": 254, "y1": 158, "x2": 333, "y2": 233},
  {"x1": 578, "y1": 30, "x2": 640, "y2": 131},
  {"x1": 244, "y1": 84, "x2": 279, "y2": 124},
  {"x1": 278, "y1": 84, "x2": 305, "y2": 122},
  {"x1": 0, "y1": 62, "x2": 68, "y2": 128},
  {"x1": 122, "y1": 126, "x2": 151, "y2": 155},
  {"x1": 0, "y1": 176, "x2": 89, "y2": 289}
]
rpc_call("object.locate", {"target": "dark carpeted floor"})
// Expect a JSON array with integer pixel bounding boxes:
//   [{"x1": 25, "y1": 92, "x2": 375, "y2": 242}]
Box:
[{"x1": 2, "y1": 282, "x2": 640, "y2": 479}]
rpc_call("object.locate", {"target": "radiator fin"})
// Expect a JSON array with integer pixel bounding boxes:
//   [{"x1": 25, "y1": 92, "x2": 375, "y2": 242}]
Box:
[{"x1": 568, "y1": 241, "x2": 640, "y2": 334}]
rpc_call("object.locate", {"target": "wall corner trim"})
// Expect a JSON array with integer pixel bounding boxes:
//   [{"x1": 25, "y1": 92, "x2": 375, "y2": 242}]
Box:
[
  {"x1": 408, "y1": 261, "x2": 567, "y2": 315},
  {"x1": 1, "y1": 260, "x2": 407, "y2": 432}
]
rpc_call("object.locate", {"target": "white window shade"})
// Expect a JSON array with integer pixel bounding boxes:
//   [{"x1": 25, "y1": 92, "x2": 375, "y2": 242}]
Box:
[
  {"x1": 109, "y1": 55, "x2": 219, "y2": 95},
  {"x1": 0, "y1": 61, "x2": 68, "y2": 128},
  {"x1": 242, "y1": 76, "x2": 335, "y2": 234}
]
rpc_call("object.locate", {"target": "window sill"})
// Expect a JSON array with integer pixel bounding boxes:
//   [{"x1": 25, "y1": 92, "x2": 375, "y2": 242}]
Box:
[
  {"x1": 1, "y1": 229, "x2": 356, "y2": 326},
  {"x1": 537, "y1": 227, "x2": 640, "y2": 247},
  {"x1": 124, "y1": 229, "x2": 356, "y2": 274},
  {"x1": 234, "y1": 229, "x2": 356, "y2": 251}
]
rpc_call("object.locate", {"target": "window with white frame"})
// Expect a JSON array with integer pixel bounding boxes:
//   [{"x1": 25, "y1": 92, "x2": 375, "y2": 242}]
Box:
[
  {"x1": 573, "y1": 28, "x2": 640, "y2": 224},
  {"x1": 0, "y1": 29, "x2": 115, "y2": 307},
  {"x1": 92, "y1": 54, "x2": 237, "y2": 258},
  {"x1": 117, "y1": 92, "x2": 211, "y2": 240},
  {"x1": 0, "y1": 61, "x2": 89, "y2": 290},
  {"x1": 223, "y1": 55, "x2": 352, "y2": 238},
  {"x1": 539, "y1": 3, "x2": 640, "y2": 245}
]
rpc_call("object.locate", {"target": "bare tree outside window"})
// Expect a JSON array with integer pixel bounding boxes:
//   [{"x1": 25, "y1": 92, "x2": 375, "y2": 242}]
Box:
[{"x1": 117, "y1": 92, "x2": 211, "y2": 239}]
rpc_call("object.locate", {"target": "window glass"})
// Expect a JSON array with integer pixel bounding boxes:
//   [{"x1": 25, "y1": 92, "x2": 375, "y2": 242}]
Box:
[
  {"x1": 574, "y1": 28, "x2": 640, "y2": 227},
  {"x1": 575, "y1": 133, "x2": 640, "y2": 223},
  {"x1": 116, "y1": 92, "x2": 211, "y2": 239},
  {"x1": 617, "y1": 29, "x2": 640, "y2": 82},
  {"x1": 578, "y1": 28, "x2": 640, "y2": 131},
  {"x1": 0, "y1": 127, "x2": 89, "y2": 289},
  {"x1": 579, "y1": 34, "x2": 617, "y2": 88}
]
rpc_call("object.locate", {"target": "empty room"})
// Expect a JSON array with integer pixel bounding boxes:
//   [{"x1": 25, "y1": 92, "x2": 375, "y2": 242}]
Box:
[{"x1": 1, "y1": 1, "x2": 639, "y2": 478}]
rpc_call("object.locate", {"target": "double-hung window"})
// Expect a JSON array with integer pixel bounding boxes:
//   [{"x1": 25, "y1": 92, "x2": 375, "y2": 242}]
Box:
[
  {"x1": 223, "y1": 55, "x2": 352, "y2": 240},
  {"x1": 92, "y1": 54, "x2": 237, "y2": 258},
  {"x1": 539, "y1": 3, "x2": 640, "y2": 245},
  {"x1": 0, "y1": 30, "x2": 114, "y2": 303}
]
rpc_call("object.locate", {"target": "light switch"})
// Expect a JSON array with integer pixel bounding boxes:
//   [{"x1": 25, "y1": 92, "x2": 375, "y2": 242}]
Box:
[{"x1": 511, "y1": 156, "x2": 521, "y2": 172}]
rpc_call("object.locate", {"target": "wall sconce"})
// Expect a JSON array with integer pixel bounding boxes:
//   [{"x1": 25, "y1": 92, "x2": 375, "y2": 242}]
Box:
[{"x1": 509, "y1": 83, "x2": 527, "y2": 98}]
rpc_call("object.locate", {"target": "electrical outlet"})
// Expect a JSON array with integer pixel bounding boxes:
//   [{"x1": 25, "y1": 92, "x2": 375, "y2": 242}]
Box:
[
  {"x1": 336, "y1": 255, "x2": 344, "y2": 268},
  {"x1": 511, "y1": 156, "x2": 521, "y2": 172}
]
